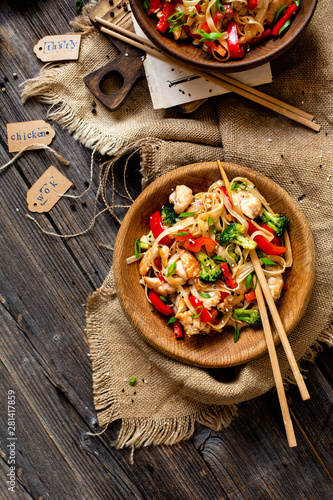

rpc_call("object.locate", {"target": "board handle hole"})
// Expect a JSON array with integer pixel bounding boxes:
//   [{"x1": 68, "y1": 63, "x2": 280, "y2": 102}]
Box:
[{"x1": 100, "y1": 71, "x2": 124, "y2": 96}]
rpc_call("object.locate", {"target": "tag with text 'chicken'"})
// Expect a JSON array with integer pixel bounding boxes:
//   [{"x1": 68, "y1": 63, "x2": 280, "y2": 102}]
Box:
[
  {"x1": 7, "y1": 120, "x2": 55, "y2": 153},
  {"x1": 33, "y1": 34, "x2": 81, "y2": 62},
  {"x1": 26, "y1": 166, "x2": 73, "y2": 213}
]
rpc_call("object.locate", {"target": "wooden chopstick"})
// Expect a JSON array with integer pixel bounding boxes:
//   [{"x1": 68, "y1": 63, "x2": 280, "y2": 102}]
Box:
[
  {"x1": 255, "y1": 281, "x2": 297, "y2": 447},
  {"x1": 96, "y1": 18, "x2": 320, "y2": 131},
  {"x1": 250, "y1": 250, "x2": 310, "y2": 401},
  {"x1": 95, "y1": 16, "x2": 157, "y2": 50},
  {"x1": 217, "y1": 161, "x2": 309, "y2": 404}
]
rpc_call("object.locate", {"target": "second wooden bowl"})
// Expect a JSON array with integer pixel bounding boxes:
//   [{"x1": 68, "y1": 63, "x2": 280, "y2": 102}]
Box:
[
  {"x1": 130, "y1": 0, "x2": 318, "y2": 73},
  {"x1": 113, "y1": 162, "x2": 315, "y2": 368}
]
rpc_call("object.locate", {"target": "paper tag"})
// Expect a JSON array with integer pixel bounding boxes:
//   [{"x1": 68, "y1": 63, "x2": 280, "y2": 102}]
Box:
[
  {"x1": 33, "y1": 34, "x2": 81, "y2": 62},
  {"x1": 7, "y1": 120, "x2": 55, "y2": 153},
  {"x1": 26, "y1": 166, "x2": 73, "y2": 213}
]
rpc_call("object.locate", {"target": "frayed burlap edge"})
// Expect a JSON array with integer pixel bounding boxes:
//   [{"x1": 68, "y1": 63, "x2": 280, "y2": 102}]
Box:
[
  {"x1": 20, "y1": 62, "x2": 127, "y2": 157},
  {"x1": 86, "y1": 281, "x2": 239, "y2": 449}
]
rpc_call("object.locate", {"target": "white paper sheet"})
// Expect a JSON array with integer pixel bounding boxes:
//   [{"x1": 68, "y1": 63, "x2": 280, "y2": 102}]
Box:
[{"x1": 133, "y1": 18, "x2": 272, "y2": 110}]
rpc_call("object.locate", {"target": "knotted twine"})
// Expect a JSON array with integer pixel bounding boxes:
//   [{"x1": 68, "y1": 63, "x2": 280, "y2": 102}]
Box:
[{"x1": 21, "y1": 0, "x2": 333, "y2": 448}]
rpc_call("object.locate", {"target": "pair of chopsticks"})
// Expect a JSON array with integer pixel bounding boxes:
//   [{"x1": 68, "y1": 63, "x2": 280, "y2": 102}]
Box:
[
  {"x1": 95, "y1": 16, "x2": 320, "y2": 132},
  {"x1": 218, "y1": 160, "x2": 309, "y2": 448}
]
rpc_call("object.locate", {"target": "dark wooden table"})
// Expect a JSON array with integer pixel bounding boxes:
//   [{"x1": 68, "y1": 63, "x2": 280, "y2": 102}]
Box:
[{"x1": 0, "y1": 1, "x2": 332, "y2": 499}]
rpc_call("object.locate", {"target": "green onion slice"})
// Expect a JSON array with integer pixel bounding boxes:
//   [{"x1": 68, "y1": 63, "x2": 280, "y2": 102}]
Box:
[
  {"x1": 192, "y1": 306, "x2": 203, "y2": 319},
  {"x1": 75, "y1": 0, "x2": 82, "y2": 10},
  {"x1": 199, "y1": 292, "x2": 211, "y2": 299},
  {"x1": 212, "y1": 256, "x2": 226, "y2": 263},
  {"x1": 134, "y1": 238, "x2": 141, "y2": 259},
  {"x1": 129, "y1": 377, "x2": 137, "y2": 386},
  {"x1": 197, "y1": 29, "x2": 224, "y2": 41},
  {"x1": 208, "y1": 216, "x2": 217, "y2": 234},
  {"x1": 234, "y1": 326, "x2": 240, "y2": 343},
  {"x1": 167, "y1": 262, "x2": 177, "y2": 277},
  {"x1": 167, "y1": 11, "x2": 184, "y2": 22},
  {"x1": 231, "y1": 181, "x2": 247, "y2": 191},
  {"x1": 178, "y1": 211, "x2": 196, "y2": 218},
  {"x1": 245, "y1": 273, "x2": 253, "y2": 291},
  {"x1": 169, "y1": 22, "x2": 185, "y2": 33},
  {"x1": 176, "y1": 231, "x2": 190, "y2": 236},
  {"x1": 253, "y1": 274, "x2": 258, "y2": 290},
  {"x1": 278, "y1": 19, "x2": 291, "y2": 36},
  {"x1": 143, "y1": 0, "x2": 150, "y2": 11},
  {"x1": 159, "y1": 295, "x2": 170, "y2": 304},
  {"x1": 216, "y1": 1, "x2": 226, "y2": 14},
  {"x1": 273, "y1": 4, "x2": 288, "y2": 25},
  {"x1": 167, "y1": 316, "x2": 177, "y2": 325},
  {"x1": 260, "y1": 258, "x2": 278, "y2": 267}
]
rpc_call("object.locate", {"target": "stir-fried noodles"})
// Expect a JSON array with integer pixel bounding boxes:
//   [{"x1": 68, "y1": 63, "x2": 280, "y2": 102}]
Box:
[
  {"x1": 144, "y1": 0, "x2": 299, "y2": 61},
  {"x1": 128, "y1": 177, "x2": 291, "y2": 340}
]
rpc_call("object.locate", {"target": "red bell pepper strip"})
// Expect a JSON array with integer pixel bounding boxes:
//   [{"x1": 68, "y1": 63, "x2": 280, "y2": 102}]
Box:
[
  {"x1": 158, "y1": 273, "x2": 166, "y2": 282},
  {"x1": 220, "y1": 291, "x2": 229, "y2": 302},
  {"x1": 227, "y1": 21, "x2": 245, "y2": 59},
  {"x1": 200, "y1": 9, "x2": 226, "y2": 34},
  {"x1": 247, "y1": 221, "x2": 287, "y2": 255},
  {"x1": 184, "y1": 236, "x2": 217, "y2": 253},
  {"x1": 247, "y1": 221, "x2": 280, "y2": 245},
  {"x1": 245, "y1": 289, "x2": 256, "y2": 302},
  {"x1": 149, "y1": 211, "x2": 172, "y2": 245},
  {"x1": 209, "y1": 308, "x2": 221, "y2": 325},
  {"x1": 156, "y1": 3, "x2": 175, "y2": 33},
  {"x1": 247, "y1": 0, "x2": 258, "y2": 9},
  {"x1": 173, "y1": 319, "x2": 184, "y2": 338},
  {"x1": 272, "y1": 2, "x2": 299, "y2": 37},
  {"x1": 147, "y1": 0, "x2": 163, "y2": 15},
  {"x1": 175, "y1": 231, "x2": 195, "y2": 242},
  {"x1": 220, "y1": 262, "x2": 237, "y2": 289},
  {"x1": 217, "y1": 186, "x2": 232, "y2": 205},
  {"x1": 249, "y1": 28, "x2": 272, "y2": 45},
  {"x1": 204, "y1": 41, "x2": 227, "y2": 57},
  {"x1": 149, "y1": 290, "x2": 174, "y2": 315},
  {"x1": 154, "y1": 257, "x2": 162, "y2": 270},
  {"x1": 189, "y1": 295, "x2": 212, "y2": 323}
]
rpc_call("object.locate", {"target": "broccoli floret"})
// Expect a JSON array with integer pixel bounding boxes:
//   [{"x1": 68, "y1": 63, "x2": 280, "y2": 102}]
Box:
[
  {"x1": 219, "y1": 222, "x2": 257, "y2": 250},
  {"x1": 229, "y1": 250, "x2": 240, "y2": 263},
  {"x1": 232, "y1": 309, "x2": 261, "y2": 326},
  {"x1": 195, "y1": 250, "x2": 222, "y2": 283},
  {"x1": 161, "y1": 206, "x2": 177, "y2": 227},
  {"x1": 260, "y1": 209, "x2": 290, "y2": 237}
]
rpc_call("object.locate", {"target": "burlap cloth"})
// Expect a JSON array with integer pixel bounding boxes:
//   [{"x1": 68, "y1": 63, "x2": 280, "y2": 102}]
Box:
[{"x1": 22, "y1": 1, "x2": 332, "y2": 448}]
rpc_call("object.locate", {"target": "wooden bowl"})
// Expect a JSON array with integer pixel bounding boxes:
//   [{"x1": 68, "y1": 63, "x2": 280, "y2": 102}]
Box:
[
  {"x1": 113, "y1": 162, "x2": 315, "y2": 368},
  {"x1": 130, "y1": 0, "x2": 318, "y2": 73}
]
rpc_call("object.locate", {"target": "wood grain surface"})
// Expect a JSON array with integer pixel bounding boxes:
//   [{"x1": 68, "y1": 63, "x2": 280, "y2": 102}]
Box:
[
  {"x1": 130, "y1": 0, "x2": 318, "y2": 73},
  {"x1": 114, "y1": 162, "x2": 315, "y2": 368},
  {"x1": 0, "y1": 2, "x2": 332, "y2": 499}
]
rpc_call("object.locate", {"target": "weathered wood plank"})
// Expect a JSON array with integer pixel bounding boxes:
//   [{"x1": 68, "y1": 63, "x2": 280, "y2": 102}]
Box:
[
  {"x1": 0, "y1": 458, "x2": 34, "y2": 500},
  {"x1": 0, "y1": 305, "x2": 146, "y2": 499},
  {"x1": 193, "y1": 379, "x2": 333, "y2": 499}
]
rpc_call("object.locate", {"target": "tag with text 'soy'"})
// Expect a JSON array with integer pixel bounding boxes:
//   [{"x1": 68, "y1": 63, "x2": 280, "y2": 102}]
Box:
[
  {"x1": 27, "y1": 166, "x2": 73, "y2": 213},
  {"x1": 34, "y1": 34, "x2": 81, "y2": 62},
  {"x1": 7, "y1": 121, "x2": 55, "y2": 153}
]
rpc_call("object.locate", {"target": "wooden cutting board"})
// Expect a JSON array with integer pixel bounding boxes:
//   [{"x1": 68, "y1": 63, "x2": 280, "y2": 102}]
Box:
[{"x1": 84, "y1": 0, "x2": 206, "y2": 113}]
